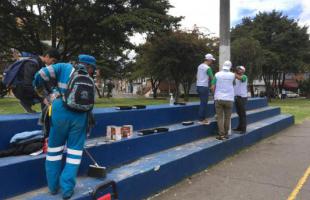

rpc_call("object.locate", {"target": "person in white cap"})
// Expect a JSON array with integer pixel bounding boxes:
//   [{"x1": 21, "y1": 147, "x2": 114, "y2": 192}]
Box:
[
  {"x1": 196, "y1": 53, "x2": 215, "y2": 124},
  {"x1": 211, "y1": 60, "x2": 235, "y2": 140},
  {"x1": 233, "y1": 66, "x2": 248, "y2": 133}
]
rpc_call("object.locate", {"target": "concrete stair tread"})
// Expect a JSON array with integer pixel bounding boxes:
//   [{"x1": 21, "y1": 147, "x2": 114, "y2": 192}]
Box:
[
  {"x1": 1, "y1": 106, "x2": 278, "y2": 167},
  {"x1": 13, "y1": 114, "x2": 293, "y2": 200},
  {"x1": 86, "y1": 106, "x2": 279, "y2": 146},
  {"x1": 0, "y1": 98, "x2": 268, "y2": 152}
]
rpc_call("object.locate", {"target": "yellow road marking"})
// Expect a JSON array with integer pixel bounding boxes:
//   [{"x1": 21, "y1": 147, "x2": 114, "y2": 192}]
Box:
[{"x1": 287, "y1": 166, "x2": 310, "y2": 200}]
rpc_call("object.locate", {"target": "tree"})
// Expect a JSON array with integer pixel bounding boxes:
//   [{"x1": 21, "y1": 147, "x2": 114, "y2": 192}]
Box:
[
  {"x1": 298, "y1": 77, "x2": 310, "y2": 99},
  {"x1": 0, "y1": 0, "x2": 181, "y2": 67},
  {"x1": 231, "y1": 37, "x2": 263, "y2": 97},
  {"x1": 134, "y1": 29, "x2": 218, "y2": 100},
  {"x1": 133, "y1": 37, "x2": 169, "y2": 98},
  {"x1": 232, "y1": 11, "x2": 309, "y2": 99}
]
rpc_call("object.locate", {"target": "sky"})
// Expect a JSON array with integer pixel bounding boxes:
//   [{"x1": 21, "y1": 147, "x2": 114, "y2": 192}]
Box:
[{"x1": 168, "y1": 0, "x2": 310, "y2": 36}]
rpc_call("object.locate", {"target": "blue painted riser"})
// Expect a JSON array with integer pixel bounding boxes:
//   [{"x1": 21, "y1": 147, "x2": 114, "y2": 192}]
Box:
[
  {"x1": 0, "y1": 106, "x2": 277, "y2": 199},
  {"x1": 19, "y1": 114, "x2": 294, "y2": 200},
  {"x1": 0, "y1": 98, "x2": 267, "y2": 151},
  {"x1": 113, "y1": 116, "x2": 294, "y2": 200}
]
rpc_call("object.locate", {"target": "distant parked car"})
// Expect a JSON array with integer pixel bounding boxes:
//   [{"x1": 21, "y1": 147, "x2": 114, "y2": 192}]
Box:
[{"x1": 286, "y1": 91, "x2": 299, "y2": 98}]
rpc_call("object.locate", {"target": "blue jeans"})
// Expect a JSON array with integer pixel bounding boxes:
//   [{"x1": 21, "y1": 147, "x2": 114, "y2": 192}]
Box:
[{"x1": 197, "y1": 86, "x2": 210, "y2": 121}]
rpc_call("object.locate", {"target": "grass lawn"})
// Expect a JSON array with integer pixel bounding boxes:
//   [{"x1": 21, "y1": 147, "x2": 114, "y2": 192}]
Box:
[
  {"x1": 269, "y1": 98, "x2": 310, "y2": 124},
  {"x1": 0, "y1": 97, "x2": 309, "y2": 124},
  {"x1": 0, "y1": 97, "x2": 197, "y2": 114}
]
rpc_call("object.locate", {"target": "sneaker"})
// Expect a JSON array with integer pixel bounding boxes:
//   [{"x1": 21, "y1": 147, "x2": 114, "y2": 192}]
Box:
[
  {"x1": 49, "y1": 187, "x2": 59, "y2": 195},
  {"x1": 198, "y1": 119, "x2": 210, "y2": 125},
  {"x1": 50, "y1": 190, "x2": 59, "y2": 195},
  {"x1": 198, "y1": 120, "x2": 204, "y2": 124},
  {"x1": 216, "y1": 135, "x2": 225, "y2": 140},
  {"x1": 203, "y1": 119, "x2": 210, "y2": 125},
  {"x1": 63, "y1": 193, "x2": 73, "y2": 200}
]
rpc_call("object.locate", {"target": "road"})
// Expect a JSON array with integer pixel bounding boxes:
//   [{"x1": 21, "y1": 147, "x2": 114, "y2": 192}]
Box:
[{"x1": 150, "y1": 120, "x2": 310, "y2": 200}]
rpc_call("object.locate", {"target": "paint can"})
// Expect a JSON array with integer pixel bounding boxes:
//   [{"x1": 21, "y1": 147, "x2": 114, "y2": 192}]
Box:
[{"x1": 121, "y1": 125, "x2": 133, "y2": 138}]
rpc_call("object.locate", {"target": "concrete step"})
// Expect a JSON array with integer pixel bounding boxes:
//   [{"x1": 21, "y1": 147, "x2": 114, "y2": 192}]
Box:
[
  {"x1": 0, "y1": 106, "x2": 277, "y2": 199},
  {"x1": 0, "y1": 98, "x2": 268, "y2": 151},
  {"x1": 11, "y1": 114, "x2": 294, "y2": 200}
]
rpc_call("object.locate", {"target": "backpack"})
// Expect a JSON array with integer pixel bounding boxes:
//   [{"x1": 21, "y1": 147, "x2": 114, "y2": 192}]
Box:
[
  {"x1": 2, "y1": 59, "x2": 39, "y2": 88},
  {"x1": 63, "y1": 66, "x2": 95, "y2": 112}
]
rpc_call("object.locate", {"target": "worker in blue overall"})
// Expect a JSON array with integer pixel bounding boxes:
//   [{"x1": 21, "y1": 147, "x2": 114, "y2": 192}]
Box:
[{"x1": 33, "y1": 54, "x2": 96, "y2": 199}]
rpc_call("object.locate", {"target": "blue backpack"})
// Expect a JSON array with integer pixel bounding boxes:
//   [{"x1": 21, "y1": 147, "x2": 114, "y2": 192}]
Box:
[{"x1": 2, "y1": 59, "x2": 39, "y2": 88}]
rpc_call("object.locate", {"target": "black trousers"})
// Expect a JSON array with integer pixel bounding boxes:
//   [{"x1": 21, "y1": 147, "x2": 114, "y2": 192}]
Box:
[{"x1": 235, "y1": 96, "x2": 247, "y2": 131}]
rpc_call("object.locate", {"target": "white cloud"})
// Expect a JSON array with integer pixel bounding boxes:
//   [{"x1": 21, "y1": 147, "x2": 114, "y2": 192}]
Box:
[
  {"x1": 168, "y1": 0, "x2": 219, "y2": 35},
  {"x1": 168, "y1": 0, "x2": 310, "y2": 36},
  {"x1": 299, "y1": 0, "x2": 310, "y2": 27}
]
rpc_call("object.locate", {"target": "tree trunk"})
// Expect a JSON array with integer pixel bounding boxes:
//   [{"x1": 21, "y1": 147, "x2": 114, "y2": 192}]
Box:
[
  {"x1": 95, "y1": 85, "x2": 102, "y2": 98},
  {"x1": 182, "y1": 81, "x2": 192, "y2": 102},
  {"x1": 249, "y1": 83, "x2": 254, "y2": 97},
  {"x1": 281, "y1": 72, "x2": 286, "y2": 92},
  {"x1": 174, "y1": 81, "x2": 180, "y2": 102},
  {"x1": 263, "y1": 75, "x2": 272, "y2": 102},
  {"x1": 152, "y1": 88, "x2": 158, "y2": 98},
  {"x1": 150, "y1": 78, "x2": 160, "y2": 99}
]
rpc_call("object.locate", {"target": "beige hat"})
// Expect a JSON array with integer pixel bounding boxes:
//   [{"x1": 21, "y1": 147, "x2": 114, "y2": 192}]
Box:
[
  {"x1": 205, "y1": 53, "x2": 216, "y2": 61},
  {"x1": 222, "y1": 60, "x2": 232, "y2": 70}
]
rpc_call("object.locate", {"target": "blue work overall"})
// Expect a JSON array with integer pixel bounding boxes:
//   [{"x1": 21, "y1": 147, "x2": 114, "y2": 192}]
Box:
[{"x1": 33, "y1": 63, "x2": 87, "y2": 197}]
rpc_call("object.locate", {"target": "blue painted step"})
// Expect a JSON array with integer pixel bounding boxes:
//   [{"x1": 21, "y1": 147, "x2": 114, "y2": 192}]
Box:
[
  {"x1": 0, "y1": 98, "x2": 267, "y2": 151},
  {"x1": 0, "y1": 106, "x2": 278, "y2": 199},
  {"x1": 14, "y1": 114, "x2": 294, "y2": 200}
]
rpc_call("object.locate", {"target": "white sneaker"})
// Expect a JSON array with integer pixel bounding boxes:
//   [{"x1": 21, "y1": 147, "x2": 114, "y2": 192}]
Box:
[{"x1": 198, "y1": 119, "x2": 210, "y2": 125}]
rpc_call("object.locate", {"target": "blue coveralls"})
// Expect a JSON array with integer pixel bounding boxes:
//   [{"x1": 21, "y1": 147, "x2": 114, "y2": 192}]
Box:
[{"x1": 33, "y1": 63, "x2": 87, "y2": 198}]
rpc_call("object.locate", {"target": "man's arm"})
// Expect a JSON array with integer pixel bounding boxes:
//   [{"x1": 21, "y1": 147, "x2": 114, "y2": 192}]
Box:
[
  {"x1": 33, "y1": 64, "x2": 61, "y2": 97},
  {"x1": 211, "y1": 77, "x2": 217, "y2": 93},
  {"x1": 235, "y1": 74, "x2": 247, "y2": 82},
  {"x1": 207, "y1": 68, "x2": 214, "y2": 80}
]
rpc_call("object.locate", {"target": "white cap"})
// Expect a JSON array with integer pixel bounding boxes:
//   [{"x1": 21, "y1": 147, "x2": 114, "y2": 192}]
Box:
[
  {"x1": 237, "y1": 66, "x2": 246, "y2": 72},
  {"x1": 222, "y1": 61, "x2": 232, "y2": 70},
  {"x1": 205, "y1": 53, "x2": 216, "y2": 61}
]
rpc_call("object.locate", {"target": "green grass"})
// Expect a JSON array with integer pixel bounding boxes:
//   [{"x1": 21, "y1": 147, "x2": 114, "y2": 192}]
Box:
[
  {"x1": 94, "y1": 97, "x2": 169, "y2": 108},
  {"x1": 0, "y1": 97, "x2": 198, "y2": 114},
  {"x1": 1, "y1": 97, "x2": 309, "y2": 124},
  {"x1": 270, "y1": 98, "x2": 310, "y2": 124}
]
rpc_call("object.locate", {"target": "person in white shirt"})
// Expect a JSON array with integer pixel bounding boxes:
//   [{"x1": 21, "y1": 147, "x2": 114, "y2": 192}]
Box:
[
  {"x1": 196, "y1": 53, "x2": 215, "y2": 124},
  {"x1": 233, "y1": 66, "x2": 248, "y2": 133},
  {"x1": 211, "y1": 61, "x2": 235, "y2": 140}
]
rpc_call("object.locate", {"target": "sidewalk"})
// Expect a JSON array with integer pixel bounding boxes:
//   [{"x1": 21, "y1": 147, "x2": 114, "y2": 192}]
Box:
[{"x1": 150, "y1": 120, "x2": 310, "y2": 200}]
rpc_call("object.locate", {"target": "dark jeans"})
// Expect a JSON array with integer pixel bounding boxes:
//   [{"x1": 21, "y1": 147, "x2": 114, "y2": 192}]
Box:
[
  {"x1": 235, "y1": 96, "x2": 247, "y2": 131},
  {"x1": 197, "y1": 86, "x2": 209, "y2": 121}
]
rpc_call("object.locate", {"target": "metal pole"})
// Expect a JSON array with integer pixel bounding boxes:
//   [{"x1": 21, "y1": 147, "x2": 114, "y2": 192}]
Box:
[
  {"x1": 219, "y1": 0, "x2": 230, "y2": 70},
  {"x1": 219, "y1": 0, "x2": 232, "y2": 134}
]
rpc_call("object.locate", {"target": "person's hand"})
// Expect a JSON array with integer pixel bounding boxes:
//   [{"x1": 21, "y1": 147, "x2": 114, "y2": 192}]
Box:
[
  {"x1": 43, "y1": 98, "x2": 50, "y2": 106},
  {"x1": 48, "y1": 93, "x2": 60, "y2": 104},
  {"x1": 34, "y1": 87, "x2": 45, "y2": 98},
  {"x1": 211, "y1": 85, "x2": 215, "y2": 93},
  {"x1": 235, "y1": 73, "x2": 242, "y2": 80}
]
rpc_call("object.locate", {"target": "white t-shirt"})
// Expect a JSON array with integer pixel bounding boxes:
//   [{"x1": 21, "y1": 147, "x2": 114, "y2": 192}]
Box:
[
  {"x1": 234, "y1": 75, "x2": 248, "y2": 97},
  {"x1": 214, "y1": 70, "x2": 235, "y2": 101},
  {"x1": 196, "y1": 63, "x2": 212, "y2": 87}
]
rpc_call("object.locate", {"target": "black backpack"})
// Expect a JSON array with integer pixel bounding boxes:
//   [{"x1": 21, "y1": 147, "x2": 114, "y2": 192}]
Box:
[
  {"x1": 2, "y1": 58, "x2": 39, "y2": 88},
  {"x1": 63, "y1": 66, "x2": 95, "y2": 112}
]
